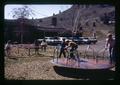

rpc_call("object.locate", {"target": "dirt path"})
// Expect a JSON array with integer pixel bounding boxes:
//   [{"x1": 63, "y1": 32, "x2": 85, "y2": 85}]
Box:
[{"x1": 5, "y1": 57, "x2": 79, "y2": 80}]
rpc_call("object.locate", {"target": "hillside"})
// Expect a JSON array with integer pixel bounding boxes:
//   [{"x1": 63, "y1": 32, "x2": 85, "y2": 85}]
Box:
[
  {"x1": 4, "y1": 5, "x2": 115, "y2": 43},
  {"x1": 32, "y1": 5, "x2": 115, "y2": 39}
]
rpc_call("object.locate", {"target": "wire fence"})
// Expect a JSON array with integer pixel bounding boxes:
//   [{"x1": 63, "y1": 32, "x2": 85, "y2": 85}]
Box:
[{"x1": 5, "y1": 44, "x2": 109, "y2": 63}]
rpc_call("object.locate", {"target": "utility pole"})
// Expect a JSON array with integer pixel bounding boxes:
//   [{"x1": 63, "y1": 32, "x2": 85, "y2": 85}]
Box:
[
  {"x1": 72, "y1": 5, "x2": 81, "y2": 37},
  {"x1": 92, "y1": 21, "x2": 96, "y2": 38},
  {"x1": 20, "y1": 19, "x2": 24, "y2": 44}
]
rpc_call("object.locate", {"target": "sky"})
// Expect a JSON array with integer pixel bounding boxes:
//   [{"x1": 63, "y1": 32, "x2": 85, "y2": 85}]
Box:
[{"x1": 4, "y1": 4, "x2": 72, "y2": 19}]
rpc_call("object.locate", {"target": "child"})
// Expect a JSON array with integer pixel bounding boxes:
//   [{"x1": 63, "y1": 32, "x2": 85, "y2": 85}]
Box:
[
  {"x1": 5, "y1": 40, "x2": 11, "y2": 57},
  {"x1": 66, "y1": 40, "x2": 78, "y2": 59},
  {"x1": 34, "y1": 40, "x2": 39, "y2": 54},
  {"x1": 41, "y1": 39, "x2": 47, "y2": 52},
  {"x1": 105, "y1": 33, "x2": 115, "y2": 64},
  {"x1": 58, "y1": 38, "x2": 66, "y2": 58}
]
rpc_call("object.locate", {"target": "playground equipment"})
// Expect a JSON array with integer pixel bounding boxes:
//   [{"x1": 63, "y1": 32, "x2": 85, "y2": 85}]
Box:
[
  {"x1": 50, "y1": 5, "x2": 114, "y2": 70},
  {"x1": 51, "y1": 45, "x2": 115, "y2": 70},
  {"x1": 5, "y1": 43, "x2": 115, "y2": 70}
]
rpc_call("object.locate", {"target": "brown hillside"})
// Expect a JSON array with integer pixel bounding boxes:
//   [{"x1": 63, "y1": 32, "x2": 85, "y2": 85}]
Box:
[{"x1": 32, "y1": 5, "x2": 115, "y2": 39}]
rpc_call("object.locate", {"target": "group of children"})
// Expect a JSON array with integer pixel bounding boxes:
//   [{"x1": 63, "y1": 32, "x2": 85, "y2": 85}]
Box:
[
  {"x1": 34, "y1": 39, "x2": 47, "y2": 54},
  {"x1": 4, "y1": 39, "x2": 48, "y2": 56},
  {"x1": 58, "y1": 38, "x2": 78, "y2": 60},
  {"x1": 4, "y1": 33, "x2": 115, "y2": 65},
  {"x1": 58, "y1": 33, "x2": 115, "y2": 65}
]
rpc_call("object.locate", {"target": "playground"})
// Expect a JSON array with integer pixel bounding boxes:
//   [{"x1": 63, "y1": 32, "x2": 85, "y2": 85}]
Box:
[
  {"x1": 4, "y1": 4, "x2": 115, "y2": 80},
  {"x1": 4, "y1": 39, "x2": 115, "y2": 80}
]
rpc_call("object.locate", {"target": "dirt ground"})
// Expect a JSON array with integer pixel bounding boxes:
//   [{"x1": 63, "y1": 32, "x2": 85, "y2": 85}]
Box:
[{"x1": 4, "y1": 40, "x2": 115, "y2": 80}]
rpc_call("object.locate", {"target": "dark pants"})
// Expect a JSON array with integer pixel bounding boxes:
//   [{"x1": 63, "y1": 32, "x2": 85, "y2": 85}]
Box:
[
  {"x1": 109, "y1": 47, "x2": 114, "y2": 64},
  {"x1": 70, "y1": 47, "x2": 78, "y2": 59},
  {"x1": 59, "y1": 49, "x2": 66, "y2": 58},
  {"x1": 35, "y1": 46, "x2": 39, "y2": 54},
  {"x1": 112, "y1": 47, "x2": 115, "y2": 64},
  {"x1": 70, "y1": 48, "x2": 75, "y2": 59},
  {"x1": 41, "y1": 45, "x2": 47, "y2": 52},
  {"x1": 5, "y1": 49, "x2": 11, "y2": 57}
]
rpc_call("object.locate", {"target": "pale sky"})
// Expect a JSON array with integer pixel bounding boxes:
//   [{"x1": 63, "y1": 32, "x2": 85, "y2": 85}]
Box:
[{"x1": 4, "y1": 4, "x2": 72, "y2": 19}]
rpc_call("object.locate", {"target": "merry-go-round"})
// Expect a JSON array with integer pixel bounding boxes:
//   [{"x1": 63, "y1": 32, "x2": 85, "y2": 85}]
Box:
[{"x1": 50, "y1": 45, "x2": 115, "y2": 70}]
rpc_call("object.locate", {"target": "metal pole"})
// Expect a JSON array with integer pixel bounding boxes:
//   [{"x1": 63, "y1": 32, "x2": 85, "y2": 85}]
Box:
[{"x1": 56, "y1": 47, "x2": 59, "y2": 63}]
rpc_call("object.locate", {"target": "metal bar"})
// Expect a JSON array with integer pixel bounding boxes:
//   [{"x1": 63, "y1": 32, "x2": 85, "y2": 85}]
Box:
[
  {"x1": 56, "y1": 47, "x2": 58, "y2": 63},
  {"x1": 53, "y1": 47, "x2": 55, "y2": 62},
  {"x1": 28, "y1": 48, "x2": 30, "y2": 56}
]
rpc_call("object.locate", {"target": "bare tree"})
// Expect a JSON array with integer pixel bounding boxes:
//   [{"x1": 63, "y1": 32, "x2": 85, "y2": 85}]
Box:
[
  {"x1": 12, "y1": 5, "x2": 35, "y2": 19},
  {"x1": 11, "y1": 5, "x2": 35, "y2": 43}
]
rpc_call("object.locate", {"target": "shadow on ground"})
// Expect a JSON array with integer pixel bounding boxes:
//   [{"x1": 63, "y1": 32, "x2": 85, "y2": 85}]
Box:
[{"x1": 53, "y1": 66, "x2": 115, "y2": 80}]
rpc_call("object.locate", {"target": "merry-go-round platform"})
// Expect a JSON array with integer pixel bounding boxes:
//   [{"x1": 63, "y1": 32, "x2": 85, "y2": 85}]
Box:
[
  {"x1": 51, "y1": 45, "x2": 115, "y2": 70},
  {"x1": 50, "y1": 58, "x2": 115, "y2": 70}
]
